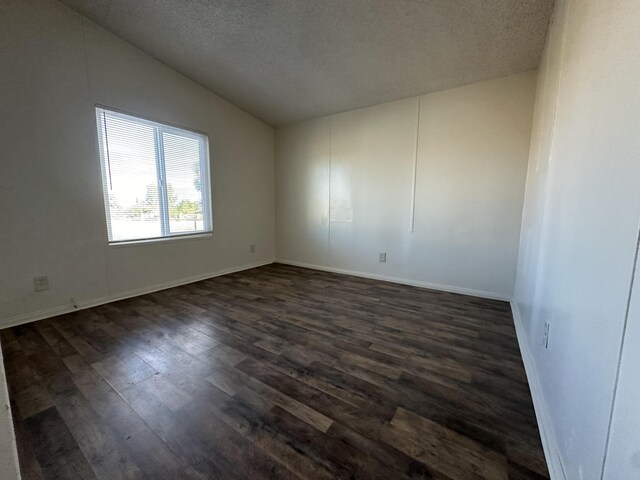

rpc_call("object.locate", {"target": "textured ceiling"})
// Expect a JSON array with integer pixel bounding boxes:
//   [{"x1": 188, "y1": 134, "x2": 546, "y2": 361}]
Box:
[{"x1": 59, "y1": 0, "x2": 555, "y2": 126}]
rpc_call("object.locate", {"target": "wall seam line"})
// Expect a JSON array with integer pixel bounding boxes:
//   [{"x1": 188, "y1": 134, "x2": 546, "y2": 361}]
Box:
[
  {"x1": 600, "y1": 218, "x2": 640, "y2": 479},
  {"x1": 409, "y1": 98, "x2": 421, "y2": 232},
  {"x1": 80, "y1": 16, "x2": 113, "y2": 299},
  {"x1": 327, "y1": 117, "x2": 332, "y2": 266}
]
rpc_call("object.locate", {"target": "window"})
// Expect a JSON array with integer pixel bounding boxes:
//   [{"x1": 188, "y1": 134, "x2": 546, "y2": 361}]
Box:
[{"x1": 95, "y1": 107, "x2": 212, "y2": 243}]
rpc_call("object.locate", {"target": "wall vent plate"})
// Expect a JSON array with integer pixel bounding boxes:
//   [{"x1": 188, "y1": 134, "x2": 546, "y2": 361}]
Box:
[
  {"x1": 33, "y1": 276, "x2": 49, "y2": 292},
  {"x1": 250, "y1": 244, "x2": 256, "y2": 253},
  {"x1": 379, "y1": 253, "x2": 387, "y2": 263}
]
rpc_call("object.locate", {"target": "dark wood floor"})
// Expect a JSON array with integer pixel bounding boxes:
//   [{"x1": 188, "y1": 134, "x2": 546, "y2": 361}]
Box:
[{"x1": 1, "y1": 263, "x2": 548, "y2": 480}]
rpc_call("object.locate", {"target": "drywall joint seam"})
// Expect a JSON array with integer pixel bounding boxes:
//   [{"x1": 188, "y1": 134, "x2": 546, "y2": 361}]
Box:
[
  {"x1": 327, "y1": 116, "x2": 332, "y2": 263},
  {"x1": 409, "y1": 97, "x2": 421, "y2": 232},
  {"x1": 600, "y1": 218, "x2": 640, "y2": 479},
  {"x1": 79, "y1": 15, "x2": 114, "y2": 300},
  {"x1": 511, "y1": 302, "x2": 566, "y2": 480}
]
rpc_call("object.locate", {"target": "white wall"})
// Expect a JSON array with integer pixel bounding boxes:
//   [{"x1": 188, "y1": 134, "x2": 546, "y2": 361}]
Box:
[
  {"x1": 513, "y1": 0, "x2": 640, "y2": 478},
  {"x1": 0, "y1": 0, "x2": 276, "y2": 327},
  {"x1": 276, "y1": 72, "x2": 537, "y2": 300}
]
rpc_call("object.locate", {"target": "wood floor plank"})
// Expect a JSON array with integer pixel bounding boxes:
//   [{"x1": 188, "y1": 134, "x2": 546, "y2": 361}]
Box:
[
  {"x1": 119, "y1": 377, "x2": 242, "y2": 480},
  {"x1": 11, "y1": 407, "x2": 47, "y2": 480},
  {"x1": 1, "y1": 263, "x2": 548, "y2": 480},
  {"x1": 176, "y1": 398, "x2": 300, "y2": 480},
  {"x1": 61, "y1": 355, "x2": 204, "y2": 480},
  {"x1": 384, "y1": 407, "x2": 508, "y2": 480},
  {"x1": 207, "y1": 360, "x2": 334, "y2": 433},
  {"x1": 22, "y1": 407, "x2": 96, "y2": 480},
  {"x1": 91, "y1": 354, "x2": 158, "y2": 392},
  {"x1": 215, "y1": 393, "x2": 338, "y2": 480},
  {"x1": 50, "y1": 386, "x2": 144, "y2": 480}
]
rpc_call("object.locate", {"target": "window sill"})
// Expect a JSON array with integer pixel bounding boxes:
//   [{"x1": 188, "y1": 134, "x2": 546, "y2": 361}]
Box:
[{"x1": 108, "y1": 232, "x2": 213, "y2": 248}]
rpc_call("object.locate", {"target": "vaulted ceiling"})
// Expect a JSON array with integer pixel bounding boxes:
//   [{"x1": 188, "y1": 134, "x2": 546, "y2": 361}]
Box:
[{"x1": 59, "y1": 0, "x2": 555, "y2": 126}]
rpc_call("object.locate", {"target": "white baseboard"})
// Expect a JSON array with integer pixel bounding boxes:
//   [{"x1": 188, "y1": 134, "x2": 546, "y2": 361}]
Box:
[
  {"x1": 511, "y1": 301, "x2": 566, "y2": 480},
  {"x1": 0, "y1": 259, "x2": 275, "y2": 330},
  {"x1": 275, "y1": 259, "x2": 511, "y2": 301}
]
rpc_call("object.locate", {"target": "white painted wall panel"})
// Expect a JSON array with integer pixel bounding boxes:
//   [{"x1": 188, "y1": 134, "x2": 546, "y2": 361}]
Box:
[
  {"x1": 329, "y1": 98, "x2": 418, "y2": 277},
  {"x1": 411, "y1": 76, "x2": 535, "y2": 296},
  {"x1": 276, "y1": 72, "x2": 536, "y2": 299},
  {"x1": 275, "y1": 119, "x2": 331, "y2": 267},
  {"x1": 513, "y1": 0, "x2": 640, "y2": 478}
]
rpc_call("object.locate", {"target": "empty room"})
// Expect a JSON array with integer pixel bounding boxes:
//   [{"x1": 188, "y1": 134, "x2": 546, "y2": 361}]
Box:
[{"x1": 1, "y1": 0, "x2": 639, "y2": 479}]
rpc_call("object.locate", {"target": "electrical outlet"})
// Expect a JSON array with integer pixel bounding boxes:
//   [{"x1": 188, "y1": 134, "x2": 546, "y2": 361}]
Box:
[
  {"x1": 33, "y1": 276, "x2": 49, "y2": 292},
  {"x1": 543, "y1": 320, "x2": 551, "y2": 348},
  {"x1": 379, "y1": 253, "x2": 387, "y2": 263},
  {"x1": 250, "y1": 243, "x2": 256, "y2": 253}
]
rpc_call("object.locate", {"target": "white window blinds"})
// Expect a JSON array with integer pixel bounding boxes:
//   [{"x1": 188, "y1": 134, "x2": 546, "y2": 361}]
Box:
[{"x1": 95, "y1": 107, "x2": 212, "y2": 243}]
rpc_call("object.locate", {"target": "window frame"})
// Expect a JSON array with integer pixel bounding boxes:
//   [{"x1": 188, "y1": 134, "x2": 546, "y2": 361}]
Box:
[{"x1": 95, "y1": 106, "x2": 213, "y2": 245}]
